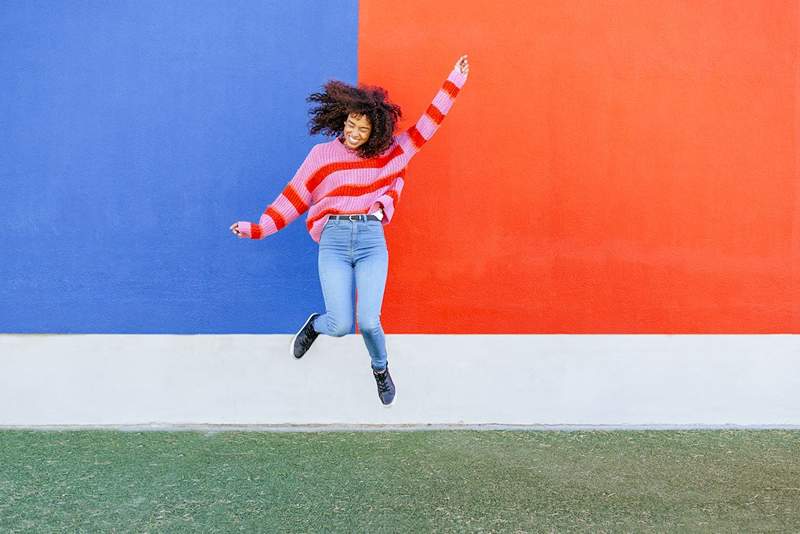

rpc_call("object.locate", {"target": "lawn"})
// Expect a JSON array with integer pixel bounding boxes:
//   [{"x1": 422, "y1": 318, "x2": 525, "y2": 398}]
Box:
[{"x1": 1, "y1": 430, "x2": 798, "y2": 532}]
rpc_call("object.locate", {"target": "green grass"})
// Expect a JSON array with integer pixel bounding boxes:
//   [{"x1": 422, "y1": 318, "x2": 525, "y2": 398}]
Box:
[{"x1": 1, "y1": 430, "x2": 798, "y2": 532}]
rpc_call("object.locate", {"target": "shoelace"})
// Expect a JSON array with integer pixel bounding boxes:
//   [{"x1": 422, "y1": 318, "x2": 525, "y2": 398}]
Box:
[
  {"x1": 300, "y1": 323, "x2": 318, "y2": 350},
  {"x1": 375, "y1": 371, "x2": 391, "y2": 393}
]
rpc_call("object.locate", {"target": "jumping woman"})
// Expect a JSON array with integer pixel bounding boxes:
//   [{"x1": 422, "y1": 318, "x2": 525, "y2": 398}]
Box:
[{"x1": 230, "y1": 55, "x2": 470, "y2": 406}]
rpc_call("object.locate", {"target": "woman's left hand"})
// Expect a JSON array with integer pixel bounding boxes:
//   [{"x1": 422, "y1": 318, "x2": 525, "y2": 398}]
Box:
[{"x1": 455, "y1": 54, "x2": 469, "y2": 75}]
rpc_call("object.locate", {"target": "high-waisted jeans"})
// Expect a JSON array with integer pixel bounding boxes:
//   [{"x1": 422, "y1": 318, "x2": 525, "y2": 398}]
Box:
[{"x1": 312, "y1": 216, "x2": 389, "y2": 370}]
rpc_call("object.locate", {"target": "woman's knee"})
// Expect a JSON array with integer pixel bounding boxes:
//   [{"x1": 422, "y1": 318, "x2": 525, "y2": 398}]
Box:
[
  {"x1": 357, "y1": 315, "x2": 382, "y2": 335},
  {"x1": 325, "y1": 315, "x2": 352, "y2": 337}
]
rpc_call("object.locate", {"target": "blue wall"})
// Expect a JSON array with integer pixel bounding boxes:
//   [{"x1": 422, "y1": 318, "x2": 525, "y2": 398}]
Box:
[{"x1": 0, "y1": 0, "x2": 359, "y2": 333}]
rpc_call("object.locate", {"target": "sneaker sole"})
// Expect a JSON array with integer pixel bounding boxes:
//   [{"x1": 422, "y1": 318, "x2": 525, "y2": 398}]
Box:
[
  {"x1": 382, "y1": 390, "x2": 396, "y2": 408},
  {"x1": 290, "y1": 313, "x2": 318, "y2": 359}
]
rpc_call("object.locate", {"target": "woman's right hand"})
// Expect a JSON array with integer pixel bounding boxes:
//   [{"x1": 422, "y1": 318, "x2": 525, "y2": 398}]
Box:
[{"x1": 230, "y1": 222, "x2": 243, "y2": 237}]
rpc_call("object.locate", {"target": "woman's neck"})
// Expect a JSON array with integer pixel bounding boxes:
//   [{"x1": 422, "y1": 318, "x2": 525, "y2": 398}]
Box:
[{"x1": 337, "y1": 136, "x2": 359, "y2": 153}]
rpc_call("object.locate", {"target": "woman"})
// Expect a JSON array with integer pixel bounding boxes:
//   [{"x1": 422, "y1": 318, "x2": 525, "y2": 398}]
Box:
[{"x1": 231, "y1": 55, "x2": 470, "y2": 406}]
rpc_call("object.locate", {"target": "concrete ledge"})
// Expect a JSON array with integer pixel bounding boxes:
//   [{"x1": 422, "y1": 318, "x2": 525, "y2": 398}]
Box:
[
  {"x1": 1, "y1": 334, "x2": 798, "y2": 426},
  {"x1": 4, "y1": 424, "x2": 800, "y2": 432}
]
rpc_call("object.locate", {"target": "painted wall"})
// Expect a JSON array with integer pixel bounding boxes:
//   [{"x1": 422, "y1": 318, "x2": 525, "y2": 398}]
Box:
[
  {"x1": 2, "y1": 1, "x2": 798, "y2": 334},
  {"x1": 1, "y1": 0, "x2": 358, "y2": 333},
  {"x1": 360, "y1": 0, "x2": 799, "y2": 333}
]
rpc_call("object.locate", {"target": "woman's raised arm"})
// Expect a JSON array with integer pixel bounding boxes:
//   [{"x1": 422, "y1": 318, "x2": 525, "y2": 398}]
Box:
[{"x1": 398, "y1": 54, "x2": 469, "y2": 156}]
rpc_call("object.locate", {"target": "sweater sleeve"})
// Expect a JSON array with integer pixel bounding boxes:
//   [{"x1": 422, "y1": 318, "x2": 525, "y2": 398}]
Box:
[
  {"x1": 236, "y1": 146, "x2": 318, "y2": 240},
  {"x1": 398, "y1": 66, "x2": 468, "y2": 157}
]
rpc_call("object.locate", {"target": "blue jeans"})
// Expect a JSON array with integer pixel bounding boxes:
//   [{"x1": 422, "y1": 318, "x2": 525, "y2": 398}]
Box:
[{"x1": 312, "y1": 216, "x2": 389, "y2": 370}]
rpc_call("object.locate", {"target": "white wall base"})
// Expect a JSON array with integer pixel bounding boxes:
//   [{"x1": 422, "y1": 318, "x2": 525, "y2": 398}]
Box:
[{"x1": 1, "y1": 334, "x2": 797, "y2": 427}]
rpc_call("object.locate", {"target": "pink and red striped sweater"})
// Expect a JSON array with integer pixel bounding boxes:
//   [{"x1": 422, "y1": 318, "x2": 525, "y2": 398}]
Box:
[{"x1": 235, "y1": 65, "x2": 468, "y2": 243}]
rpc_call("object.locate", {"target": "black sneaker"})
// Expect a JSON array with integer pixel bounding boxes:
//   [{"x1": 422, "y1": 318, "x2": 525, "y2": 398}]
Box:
[
  {"x1": 290, "y1": 313, "x2": 320, "y2": 359},
  {"x1": 372, "y1": 365, "x2": 396, "y2": 406}
]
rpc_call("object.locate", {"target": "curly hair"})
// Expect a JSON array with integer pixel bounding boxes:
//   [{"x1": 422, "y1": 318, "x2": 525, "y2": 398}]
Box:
[{"x1": 306, "y1": 80, "x2": 402, "y2": 159}]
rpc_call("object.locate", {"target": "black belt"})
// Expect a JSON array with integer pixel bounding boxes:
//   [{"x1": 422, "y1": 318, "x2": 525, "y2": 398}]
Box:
[{"x1": 329, "y1": 214, "x2": 380, "y2": 221}]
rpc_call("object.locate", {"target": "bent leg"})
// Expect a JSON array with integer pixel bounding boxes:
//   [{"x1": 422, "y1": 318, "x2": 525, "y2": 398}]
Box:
[{"x1": 315, "y1": 242, "x2": 354, "y2": 337}]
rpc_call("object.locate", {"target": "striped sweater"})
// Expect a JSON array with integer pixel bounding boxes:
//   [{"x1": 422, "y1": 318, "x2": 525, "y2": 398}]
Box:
[{"x1": 236, "y1": 65, "x2": 468, "y2": 243}]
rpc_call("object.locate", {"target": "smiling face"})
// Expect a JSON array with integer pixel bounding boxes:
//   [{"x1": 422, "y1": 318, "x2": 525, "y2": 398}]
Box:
[{"x1": 342, "y1": 112, "x2": 372, "y2": 149}]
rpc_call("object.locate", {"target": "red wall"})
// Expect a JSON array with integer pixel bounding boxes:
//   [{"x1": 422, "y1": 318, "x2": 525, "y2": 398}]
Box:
[{"x1": 359, "y1": 0, "x2": 799, "y2": 333}]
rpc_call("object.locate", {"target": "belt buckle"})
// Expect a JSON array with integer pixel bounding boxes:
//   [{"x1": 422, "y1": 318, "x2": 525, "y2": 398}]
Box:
[{"x1": 347, "y1": 214, "x2": 362, "y2": 222}]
